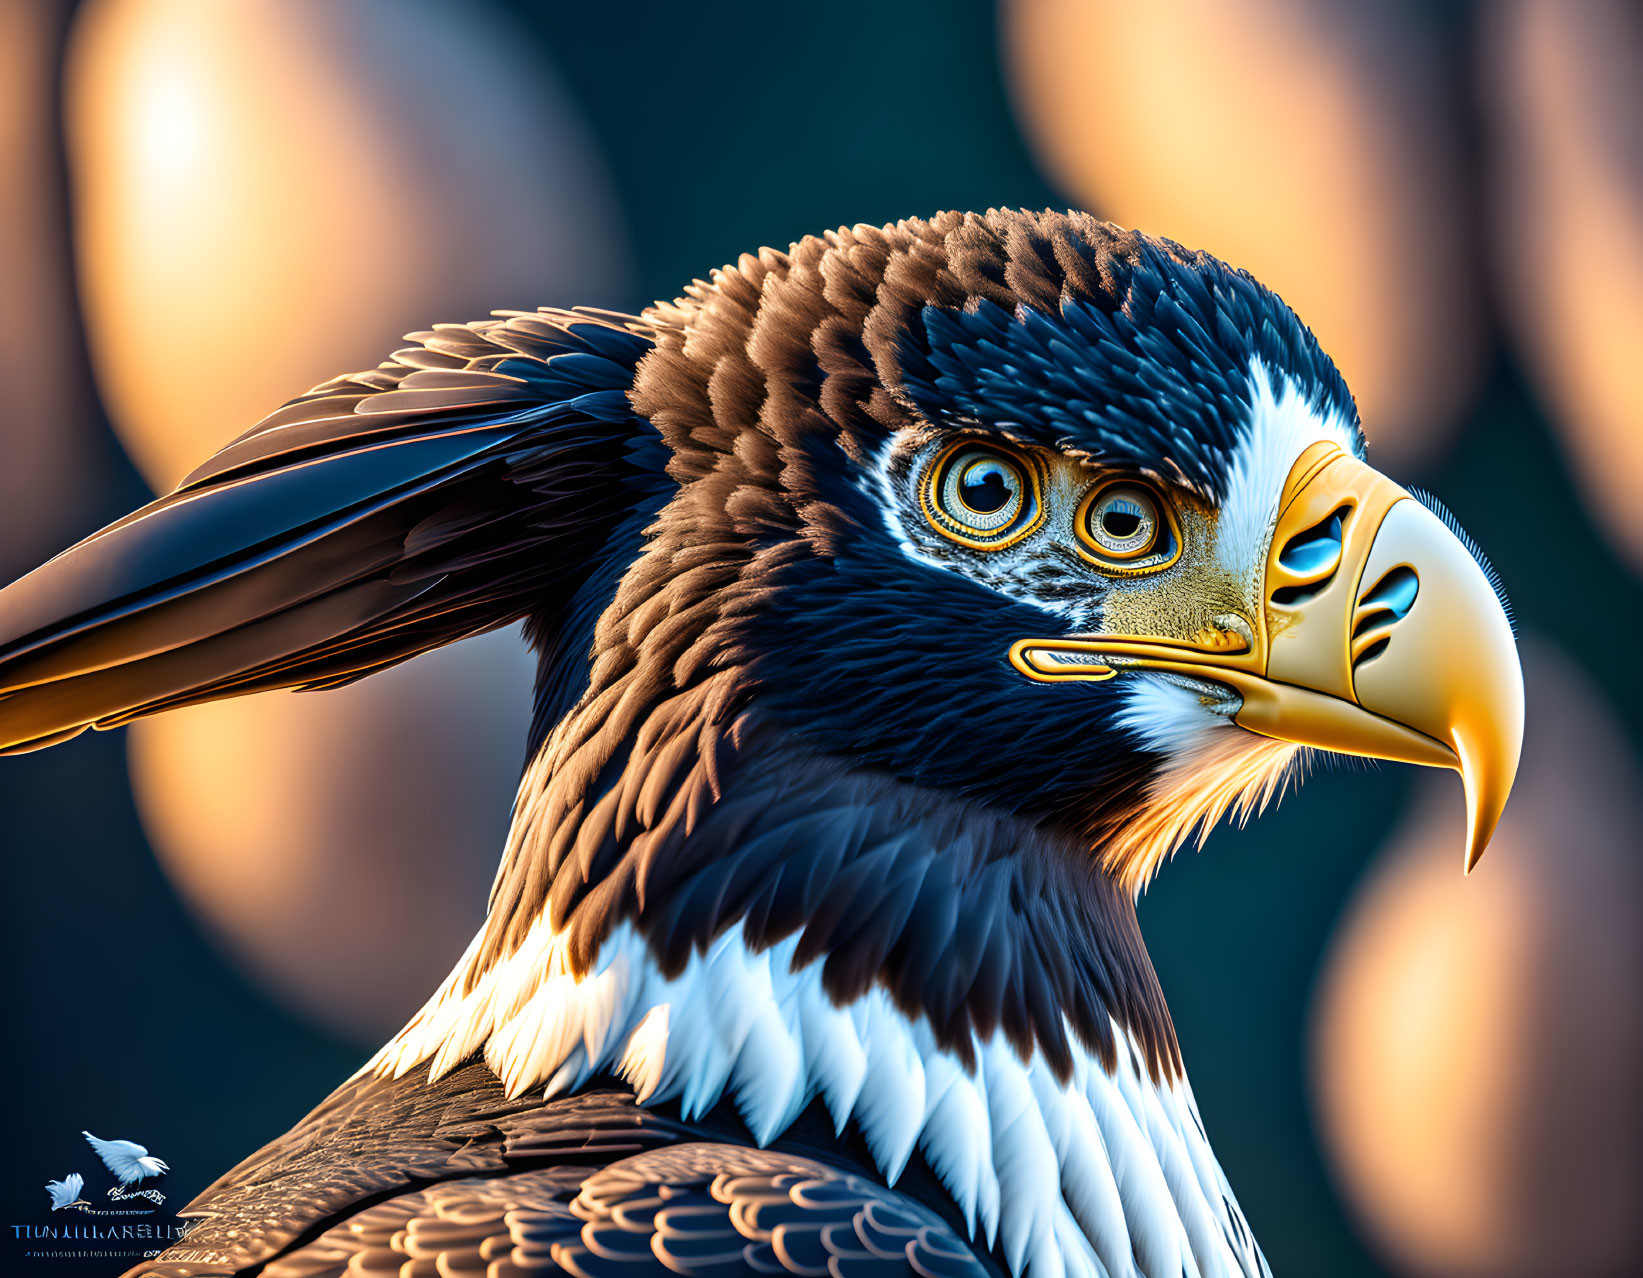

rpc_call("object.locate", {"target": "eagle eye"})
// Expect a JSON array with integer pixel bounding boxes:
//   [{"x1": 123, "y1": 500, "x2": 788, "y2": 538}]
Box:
[
  {"x1": 922, "y1": 442, "x2": 1043, "y2": 549},
  {"x1": 1077, "y1": 481, "x2": 1178, "y2": 571}
]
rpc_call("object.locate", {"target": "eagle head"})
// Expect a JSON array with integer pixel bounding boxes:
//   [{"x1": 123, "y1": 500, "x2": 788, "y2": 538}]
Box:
[{"x1": 617, "y1": 210, "x2": 1521, "y2": 897}]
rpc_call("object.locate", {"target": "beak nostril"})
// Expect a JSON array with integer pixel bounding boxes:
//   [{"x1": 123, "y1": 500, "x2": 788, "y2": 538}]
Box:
[
  {"x1": 1273, "y1": 505, "x2": 1349, "y2": 608},
  {"x1": 1354, "y1": 635, "x2": 1391, "y2": 667},
  {"x1": 1352, "y1": 566, "x2": 1421, "y2": 665},
  {"x1": 1352, "y1": 610, "x2": 1393, "y2": 640},
  {"x1": 1278, "y1": 506, "x2": 1347, "y2": 577},
  {"x1": 1359, "y1": 565, "x2": 1419, "y2": 619}
]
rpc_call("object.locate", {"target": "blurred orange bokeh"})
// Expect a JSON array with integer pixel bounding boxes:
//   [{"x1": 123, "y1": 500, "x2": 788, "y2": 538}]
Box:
[
  {"x1": 0, "y1": 1, "x2": 101, "y2": 579},
  {"x1": 1311, "y1": 645, "x2": 1643, "y2": 1278},
  {"x1": 129, "y1": 627, "x2": 535, "y2": 1042},
  {"x1": 66, "y1": 0, "x2": 629, "y2": 489},
  {"x1": 1485, "y1": 0, "x2": 1643, "y2": 569}
]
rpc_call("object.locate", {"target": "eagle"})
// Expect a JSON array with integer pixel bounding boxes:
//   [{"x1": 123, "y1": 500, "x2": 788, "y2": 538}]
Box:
[{"x1": 0, "y1": 211, "x2": 1521, "y2": 1278}]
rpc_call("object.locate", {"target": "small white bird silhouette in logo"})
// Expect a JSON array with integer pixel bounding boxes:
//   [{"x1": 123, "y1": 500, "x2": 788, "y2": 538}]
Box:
[
  {"x1": 44, "y1": 1172, "x2": 89, "y2": 1211},
  {"x1": 82, "y1": 1131, "x2": 169, "y2": 1205}
]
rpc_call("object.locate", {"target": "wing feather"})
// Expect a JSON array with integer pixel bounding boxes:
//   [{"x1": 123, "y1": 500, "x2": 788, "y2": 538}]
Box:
[
  {"x1": 234, "y1": 1147, "x2": 993, "y2": 1278},
  {"x1": 0, "y1": 309, "x2": 669, "y2": 754}
]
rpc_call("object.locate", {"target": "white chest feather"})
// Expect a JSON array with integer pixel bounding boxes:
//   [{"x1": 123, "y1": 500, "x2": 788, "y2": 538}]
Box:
[{"x1": 373, "y1": 923, "x2": 1268, "y2": 1278}]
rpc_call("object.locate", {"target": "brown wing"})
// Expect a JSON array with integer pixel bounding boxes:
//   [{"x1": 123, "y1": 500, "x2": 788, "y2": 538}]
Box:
[
  {"x1": 0, "y1": 309, "x2": 669, "y2": 753},
  {"x1": 111, "y1": 1064, "x2": 995, "y2": 1278},
  {"x1": 242, "y1": 1147, "x2": 994, "y2": 1278},
  {"x1": 129, "y1": 1069, "x2": 696, "y2": 1275}
]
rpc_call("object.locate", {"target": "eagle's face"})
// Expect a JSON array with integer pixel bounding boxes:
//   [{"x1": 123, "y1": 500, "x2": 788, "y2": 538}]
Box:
[
  {"x1": 867, "y1": 411, "x2": 1298, "y2": 891},
  {"x1": 675, "y1": 216, "x2": 1522, "y2": 889}
]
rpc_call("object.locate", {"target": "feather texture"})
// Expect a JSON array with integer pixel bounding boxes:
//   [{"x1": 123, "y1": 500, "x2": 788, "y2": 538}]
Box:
[
  {"x1": 0, "y1": 212, "x2": 1362, "y2": 1278},
  {"x1": 369, "y1": 924, "x2": 1264, "y2": 1278},
  {"x1": 0, "y1": 309, "x2": 668, "y2": 754}
]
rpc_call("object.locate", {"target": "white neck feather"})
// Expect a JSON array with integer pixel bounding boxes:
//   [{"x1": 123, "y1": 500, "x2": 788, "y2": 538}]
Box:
[{"x1": 370, "y1": 921, "x2": 1267, "y2": 1278}]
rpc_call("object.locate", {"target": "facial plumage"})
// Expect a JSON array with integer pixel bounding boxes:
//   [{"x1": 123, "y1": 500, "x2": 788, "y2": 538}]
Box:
[{"x1": 628, "y1": 209, "x2": 1366, "y2": 885}]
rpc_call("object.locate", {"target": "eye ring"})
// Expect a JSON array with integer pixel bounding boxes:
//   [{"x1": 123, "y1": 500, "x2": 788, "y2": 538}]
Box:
[
  {"x1": 920, "y1": 440, "x2": 1045, "y2": 550},
  {"x1": 1075, "y1": 480, "x2": 1181, "y2": 572}
]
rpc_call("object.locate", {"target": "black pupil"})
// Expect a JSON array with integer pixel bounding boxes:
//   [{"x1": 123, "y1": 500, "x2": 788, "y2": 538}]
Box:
[
  {"x1": 1102, "y1": 510, "x2": 1142, "y2": 538},
  {"x1": 960, "y1": 465, "x2": 1011, "y2": 514}
]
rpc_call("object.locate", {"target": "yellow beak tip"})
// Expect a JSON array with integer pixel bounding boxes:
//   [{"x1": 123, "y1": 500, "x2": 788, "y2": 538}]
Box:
[{"x1": 1459, "y1": 774, "x2": 1513, "y2": 875}]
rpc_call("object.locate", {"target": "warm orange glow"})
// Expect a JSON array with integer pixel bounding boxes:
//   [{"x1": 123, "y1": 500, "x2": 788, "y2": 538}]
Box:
[
  {"x1": 1001, "y1": 0, "x2": 1481, "y2": 467},
  {"x1": 0, "y1": 2, "x2": 101, "y2": 578},
  {"x1": 1485, "y1": 0, "x2": 1643, "y2": 571},
  {"x1": 128, "y1": 628, "x2": 536, "y2": 1042},
  {"x1": 65, "y1": 0, "x2": 630, "y2": 489},
  {"x1": 1311, "y1": 645, "x2": 1643, "y2": 1277}
]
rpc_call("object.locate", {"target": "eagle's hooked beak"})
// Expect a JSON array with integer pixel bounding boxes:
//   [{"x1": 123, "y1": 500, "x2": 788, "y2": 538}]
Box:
[{"x1": 1010, "y1": 442, "x2": 1524, "y2": 872}]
